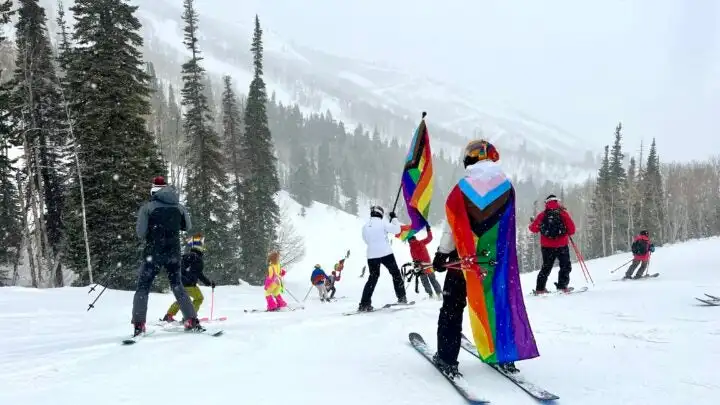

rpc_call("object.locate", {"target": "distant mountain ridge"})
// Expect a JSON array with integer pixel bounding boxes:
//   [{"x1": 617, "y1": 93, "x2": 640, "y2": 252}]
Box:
[{"x1": 40, "y1": 0, "x2": 598, "y2": 183}]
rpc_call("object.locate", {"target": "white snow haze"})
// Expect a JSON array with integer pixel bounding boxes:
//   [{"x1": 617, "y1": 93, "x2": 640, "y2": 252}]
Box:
[{"x1": 199, "y1": 0, "x2": 720, "y2": 160}]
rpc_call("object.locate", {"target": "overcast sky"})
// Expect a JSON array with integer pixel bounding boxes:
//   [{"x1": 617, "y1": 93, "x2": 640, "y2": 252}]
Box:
[{"x1": 197, "y1": 0, "x2": 718, "y2": 161}]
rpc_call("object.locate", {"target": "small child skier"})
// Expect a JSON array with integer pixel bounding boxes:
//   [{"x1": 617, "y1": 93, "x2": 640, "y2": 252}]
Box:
[
  {"x1": 265, "y1": 251, "x2": 288, "y2": 311},
  {"x1": 624, "y1": 230, "x2": 655, "y2": 279},
  {"x1": 310, "y1": 264, "x2": 331, "y2": 301},
  {"x1": 325, "y1": 258, "x2": 344, "y2": 299},
  {"x1": 161, "y1": 234, "x2": 216, "y2": 323}
]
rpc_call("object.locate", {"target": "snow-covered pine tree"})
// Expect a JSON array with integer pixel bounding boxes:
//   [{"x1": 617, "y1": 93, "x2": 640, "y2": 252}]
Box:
[
  {"x1": 0, "y1": 0, "x2": 20, "y2": 285},
  {"x1": 608, "y1": 122, "x2": 627, "y2": 252},
  {"x1": 63, "y1": 0, "x2": 165, "y2": 288},
  {"x1": 640, "y1": 139, "x2": 664, "y2": 242},
  {"x1": 180, "y1": 0, "x2": 236, "y2": 283},
  {"x1": 241, "y1": 15, "x2": 280, "y2": 284},
  {"x1": 10, "y1": 0, "x2": 67, "y2": 286},
  {"x1": 626, "y1": 156, "x2": 638, "y2": 247},
  {"x1": 220, "y1": 75, "x2": 245, "y2": 261},
  {"x1": 588, "y1": 145, "x2": 611, "y2": 257}
]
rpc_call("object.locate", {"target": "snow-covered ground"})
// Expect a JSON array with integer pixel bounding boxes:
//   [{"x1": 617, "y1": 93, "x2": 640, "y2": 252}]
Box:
[{"x1": 1, "y1": 196, "x2": 719, "y2": 404}]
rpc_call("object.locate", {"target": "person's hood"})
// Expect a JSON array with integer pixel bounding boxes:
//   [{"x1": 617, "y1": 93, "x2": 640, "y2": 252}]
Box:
[{"x1": 152, "y1": 185, "x2": 179, "y2": 205}]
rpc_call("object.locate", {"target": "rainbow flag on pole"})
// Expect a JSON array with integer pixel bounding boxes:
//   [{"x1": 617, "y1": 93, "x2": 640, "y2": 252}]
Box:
[{"x1": 396, "y1": 118, "x2": 434, "y2": 241}]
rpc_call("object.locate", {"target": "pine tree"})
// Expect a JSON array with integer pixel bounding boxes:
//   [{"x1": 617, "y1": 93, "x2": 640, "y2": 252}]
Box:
[
  {"x1": 607, "y1": 122, "x2": 627, "y2": 252},
  {"x1": 626, "y1": 156, "x2": 638, "y2": 246},
  {"x1": 289, "y1": 144, "x2": 314, "y2": 207},
  {"x1": 0, "y1": 0, "x2": 19, "y2": 285},
  {"x1": 640, "y1": 139, "x2": 664, "y2": 242},
  {"x1": 10, "y1": 0, "x2": 68, "y2": 286},
  {"x1": 341, "y1": 167, "x2": 359, "y2": 215},
  {"x1": 180, "y1": 0, "x2": 235, "y2": 283},
  {"x1": 589, "y1": 145, "x2": 611, "y2": 256},
  {"x1": 316, "y1": 139, "x2": 335, "y2": 205},
  {"x1": 220, "y1": 75, "x2": 245, "y2": 260},
  {"x1": 55, "y1": 1, "x2": 72, "y2": 76},
  {"x1": 240, "y1": 15, "x2": 280, "y2": 284},
  {"x1": 64, "y1": 0, "x2": 165, "y2": 288}
]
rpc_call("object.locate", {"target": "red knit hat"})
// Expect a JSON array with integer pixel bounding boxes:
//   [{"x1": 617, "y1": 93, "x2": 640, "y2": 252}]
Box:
[{"x1": 151, "y1": 176, "x2": 167, "y2": 195}]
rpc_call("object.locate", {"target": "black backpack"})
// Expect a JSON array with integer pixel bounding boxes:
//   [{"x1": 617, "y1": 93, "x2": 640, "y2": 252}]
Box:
[
  {"x1": 539, "y1": 209, "x2": 567, "y2": 238},
  {"x1": 631, "y1": 239, "x2": 648, "y2": 255}
]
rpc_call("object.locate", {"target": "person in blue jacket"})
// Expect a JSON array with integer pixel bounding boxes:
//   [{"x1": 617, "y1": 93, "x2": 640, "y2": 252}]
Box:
[{"x1": 310, "y1": 264, "x2": 330, "y2": 302}]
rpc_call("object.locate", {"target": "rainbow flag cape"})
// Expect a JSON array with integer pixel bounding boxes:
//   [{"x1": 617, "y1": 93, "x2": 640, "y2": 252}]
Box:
[
  {"x1": 396, "y1": 118, "x2": 434, "y2": 241},
  {"x1": 445, "y1": 163, "x2": 539, "y2": 364}
]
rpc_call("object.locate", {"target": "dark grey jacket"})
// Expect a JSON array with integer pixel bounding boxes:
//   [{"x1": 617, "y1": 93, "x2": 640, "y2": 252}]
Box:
[{"x1": 136, "y1": 186, "x2": 191, "y2": 257}]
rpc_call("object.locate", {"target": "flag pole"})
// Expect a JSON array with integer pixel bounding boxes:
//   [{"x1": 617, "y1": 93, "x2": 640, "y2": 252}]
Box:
[{"x1": 391, "y1": 111, "x2": 427, "y2": 213}]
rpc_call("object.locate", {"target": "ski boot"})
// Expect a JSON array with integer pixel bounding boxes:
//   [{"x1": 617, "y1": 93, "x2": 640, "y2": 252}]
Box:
[
  {"x1": 397, "y1": 296, "x2": 408, "y2": 305},
  {"x1": 161, "y1": 313, "x2": 175, "y2": 323},
  {"x1": 132, "y1": 321, "x2": 146, "y2": 337},
  {"x1": 532, "y1": 288, "x2": 550, "y2": 295},
  {"x1": 184, "y1": 317, "x2": 205, "y2": 333},
  {"x1": 498, "y1": 362, "x2": 519, "y2": 374},
  {"x1": 432, "y1": 353, "x2": 462, "y2": 379},
  {"x1": 275, "y1": 294, "x2": 288, "y2": 309},
  {"x1": 357, "y1": 303, "x2": 373, "y2": 312}
]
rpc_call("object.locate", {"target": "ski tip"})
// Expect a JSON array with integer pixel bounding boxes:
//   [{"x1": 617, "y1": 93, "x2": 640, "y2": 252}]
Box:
[{"x1": 408, "y1": 332, "x2": 424, "y2": 344}]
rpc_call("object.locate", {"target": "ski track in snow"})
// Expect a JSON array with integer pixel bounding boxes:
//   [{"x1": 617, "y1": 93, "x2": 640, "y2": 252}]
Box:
[{"x1": 1, "y1": 197, "x2": 719, "y2": 404}]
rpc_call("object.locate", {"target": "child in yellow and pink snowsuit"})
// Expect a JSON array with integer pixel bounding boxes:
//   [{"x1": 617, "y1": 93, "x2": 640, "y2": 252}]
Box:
[{"x1": 264, "y1": 251, "x2": 288, "y2": 311}]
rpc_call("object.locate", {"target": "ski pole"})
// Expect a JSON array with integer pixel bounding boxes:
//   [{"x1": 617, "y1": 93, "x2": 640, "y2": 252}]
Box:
[
  {"x1": 210, "y1": 287, "x2": 215, "y2": 320},
  {"x1": 283, "y1": 286, "x2": 301, "y2": 303},
  {"x1": 610, "y1": 259, "x2": 633, "y2": 273},
  {"x1": 570, "y1": 238, "x2": 594, "y2": 286},
  {"x1": 302, "y1": 285, "x2": 313, "y2": 302},
  {"x1": 87, "y1": 284, "x2": 109, "y2": 311},
  {"x1": 88, "y1": 266, "x2": 122, "y2": 294}
]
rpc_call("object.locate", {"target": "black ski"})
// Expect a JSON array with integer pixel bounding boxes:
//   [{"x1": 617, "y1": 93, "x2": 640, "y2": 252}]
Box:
[
  {"x1": 614, "y1": 273, "x2": 659, "y2": 281},
  {"x1": 460, "y1": 334, "x2": 559, "y2": 401},
  {"x1": 408, "y1": 332, "x2": 490, "y2": 404},
  {"x1": 122, "y1": 329, "x2": 156, "y2": 345},
  {"x1": 342, "y1": 300, "x2": 416, "y2": 316},
  {"x1": 696, "y1": 298, "x2": 720, "y2": 306},
  {"x1": 704, "y1": 293, "x2": 720, "y2": 301},
  {"x1": 531, "y1": 286, "x2": 588, "y2": 296},
  {"x1": 244, "y1": 307, "x2": 304, "y2": 313}
]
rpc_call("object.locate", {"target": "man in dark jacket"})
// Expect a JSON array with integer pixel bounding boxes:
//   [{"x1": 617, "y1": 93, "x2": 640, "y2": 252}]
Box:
[
  {"x1": 162, "y1": 233, "x2": 215, "y2": 322},
  {"x1": 131, "y1": 176, "x2": 202, "y2": 336},
  {"x1": 528, "y1": 194, "x2": 577, "y2": 293}
]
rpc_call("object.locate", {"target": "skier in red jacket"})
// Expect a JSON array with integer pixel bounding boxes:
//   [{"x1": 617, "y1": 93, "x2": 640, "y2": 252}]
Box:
[
  {"x1": 528, "y1": 194, "x2": 577, "y2": 293},
  {"x1": 624, "y1": 230, "x2": 654, "y2": 279},
  {"x1": 408, "y1": 225, "x2": 442, "y2": 299}
]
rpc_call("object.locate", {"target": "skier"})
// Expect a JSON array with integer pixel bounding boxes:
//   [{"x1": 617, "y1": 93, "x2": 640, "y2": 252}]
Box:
[
  {"x1": 528, "y1": 194, "x2": 577, "y2": 293},
  {"x1": 432, "y1": 140, "x2": 538, "y2": 376},
  {"x1": 407, "y1": 225, "x2": 442, "y2": 299},
  {"x1": 161, "y1": 233, "x2": 216, "y2": 322},
  {"x1": 325, "y1": 257, "x2": 344, "y2": 299},
  {"x1": 264, "y1": 251, "x2": 288, "y2": 311},
  {"x1": 131, "y1": 176, "x2": 203, "y2": 336},
  {"x1": 310, "y1": 264, "x2": 330, "y2": 302},
  {"x1": 624, "y1": 230, "x2": 655, "y2": 279},
  {"x1": 358, "y1": 205, "x2": 408, "y2": 312}
]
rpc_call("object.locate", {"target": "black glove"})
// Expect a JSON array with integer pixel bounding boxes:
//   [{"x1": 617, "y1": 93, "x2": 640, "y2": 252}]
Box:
[
  {"x1": 389, "y1": 211, "x2": 397, "y2": 220},
  {"x1": 210, "y1": 281, "x2": 216, "y2": 289},
  {"x1": 433, "y1": 252, "x2": 450, "y2": 273},
  {"x1": 425, "y1": 224, "x2": 431, "y2": 232}
]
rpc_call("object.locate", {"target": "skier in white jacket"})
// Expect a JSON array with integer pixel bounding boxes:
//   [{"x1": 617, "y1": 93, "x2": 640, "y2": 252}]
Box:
[{"x1": 357, "y1": 205, "x2": 408, "y2": 312}]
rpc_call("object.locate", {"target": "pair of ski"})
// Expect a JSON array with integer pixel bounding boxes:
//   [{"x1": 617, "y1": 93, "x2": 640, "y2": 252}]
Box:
[
  {"x1": 244, "y1": 306, "x2": 304, "y2": 313},
  {"x1": 123, "y1": 324, "x2": 224, "y2": 345},
  {"x1": 342, "y1": 300, "x2": 416, "y2": 316},
  {"x1": 531, "y1": 286, "x2": 588, "y2": 296},
  {"x1": 695, "y1": 293, "x2": 720, "y2": 306},
  {"x1": 409, "y1": 332, "x2": 559, "y2": 403},
  {"x1": 613, "y1": 273, "x2": 659, "y2": 281}
]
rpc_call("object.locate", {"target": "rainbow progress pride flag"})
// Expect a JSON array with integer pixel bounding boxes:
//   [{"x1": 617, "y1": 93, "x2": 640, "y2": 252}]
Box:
[
  {"x1": 445, "y1": 164, "x2": 539, "y2": 363},
  {"x1": 396, "y1": 118, "x2": 434, "y2": 241}
]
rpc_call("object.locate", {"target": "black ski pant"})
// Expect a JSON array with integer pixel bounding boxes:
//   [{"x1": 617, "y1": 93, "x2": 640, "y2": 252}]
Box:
[
  {"x1": 359, "y1": 254, "x2": 406, "y2": 306},
  {"x1": 132, "y1": 254, "x2": 197, "y2": 324},
  {"x1": 420, "y1": 271, "x2": 443, "y2": 296},
  {"x1": 437, "y1": 267, "x2": 466, "y2": 366},
  {"x1": 328, "y1": 285, "x2": 336, "y2": 299},
  {"x1": 625, "y1": 259, "x2": 648, "y2": 278},
  {"x1": 535, "y1": 245, "x2": 572, "y2": 291}
]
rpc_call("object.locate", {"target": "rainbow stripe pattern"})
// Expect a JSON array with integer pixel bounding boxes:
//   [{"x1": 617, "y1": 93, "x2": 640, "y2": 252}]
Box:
[
  {"x1": 445, "y1": 166, "x2": 539, "y2": 364},
  {"x1": 396, "y1": 119, "x2": 434, "y2": 241}
]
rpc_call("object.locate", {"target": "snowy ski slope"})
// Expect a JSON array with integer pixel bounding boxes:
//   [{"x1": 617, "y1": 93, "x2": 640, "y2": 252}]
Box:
[{"x1": 1, "y1": 196, "x2": 719, "y2": 404}]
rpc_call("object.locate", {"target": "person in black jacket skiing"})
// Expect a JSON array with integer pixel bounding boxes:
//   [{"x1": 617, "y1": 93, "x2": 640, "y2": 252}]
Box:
[
  {"x1": 131, "y1": 176, "x2": 203, "y2": 336},
  {"x1": 161, "y1": 233, "x2": 216, "y2": 322}
]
